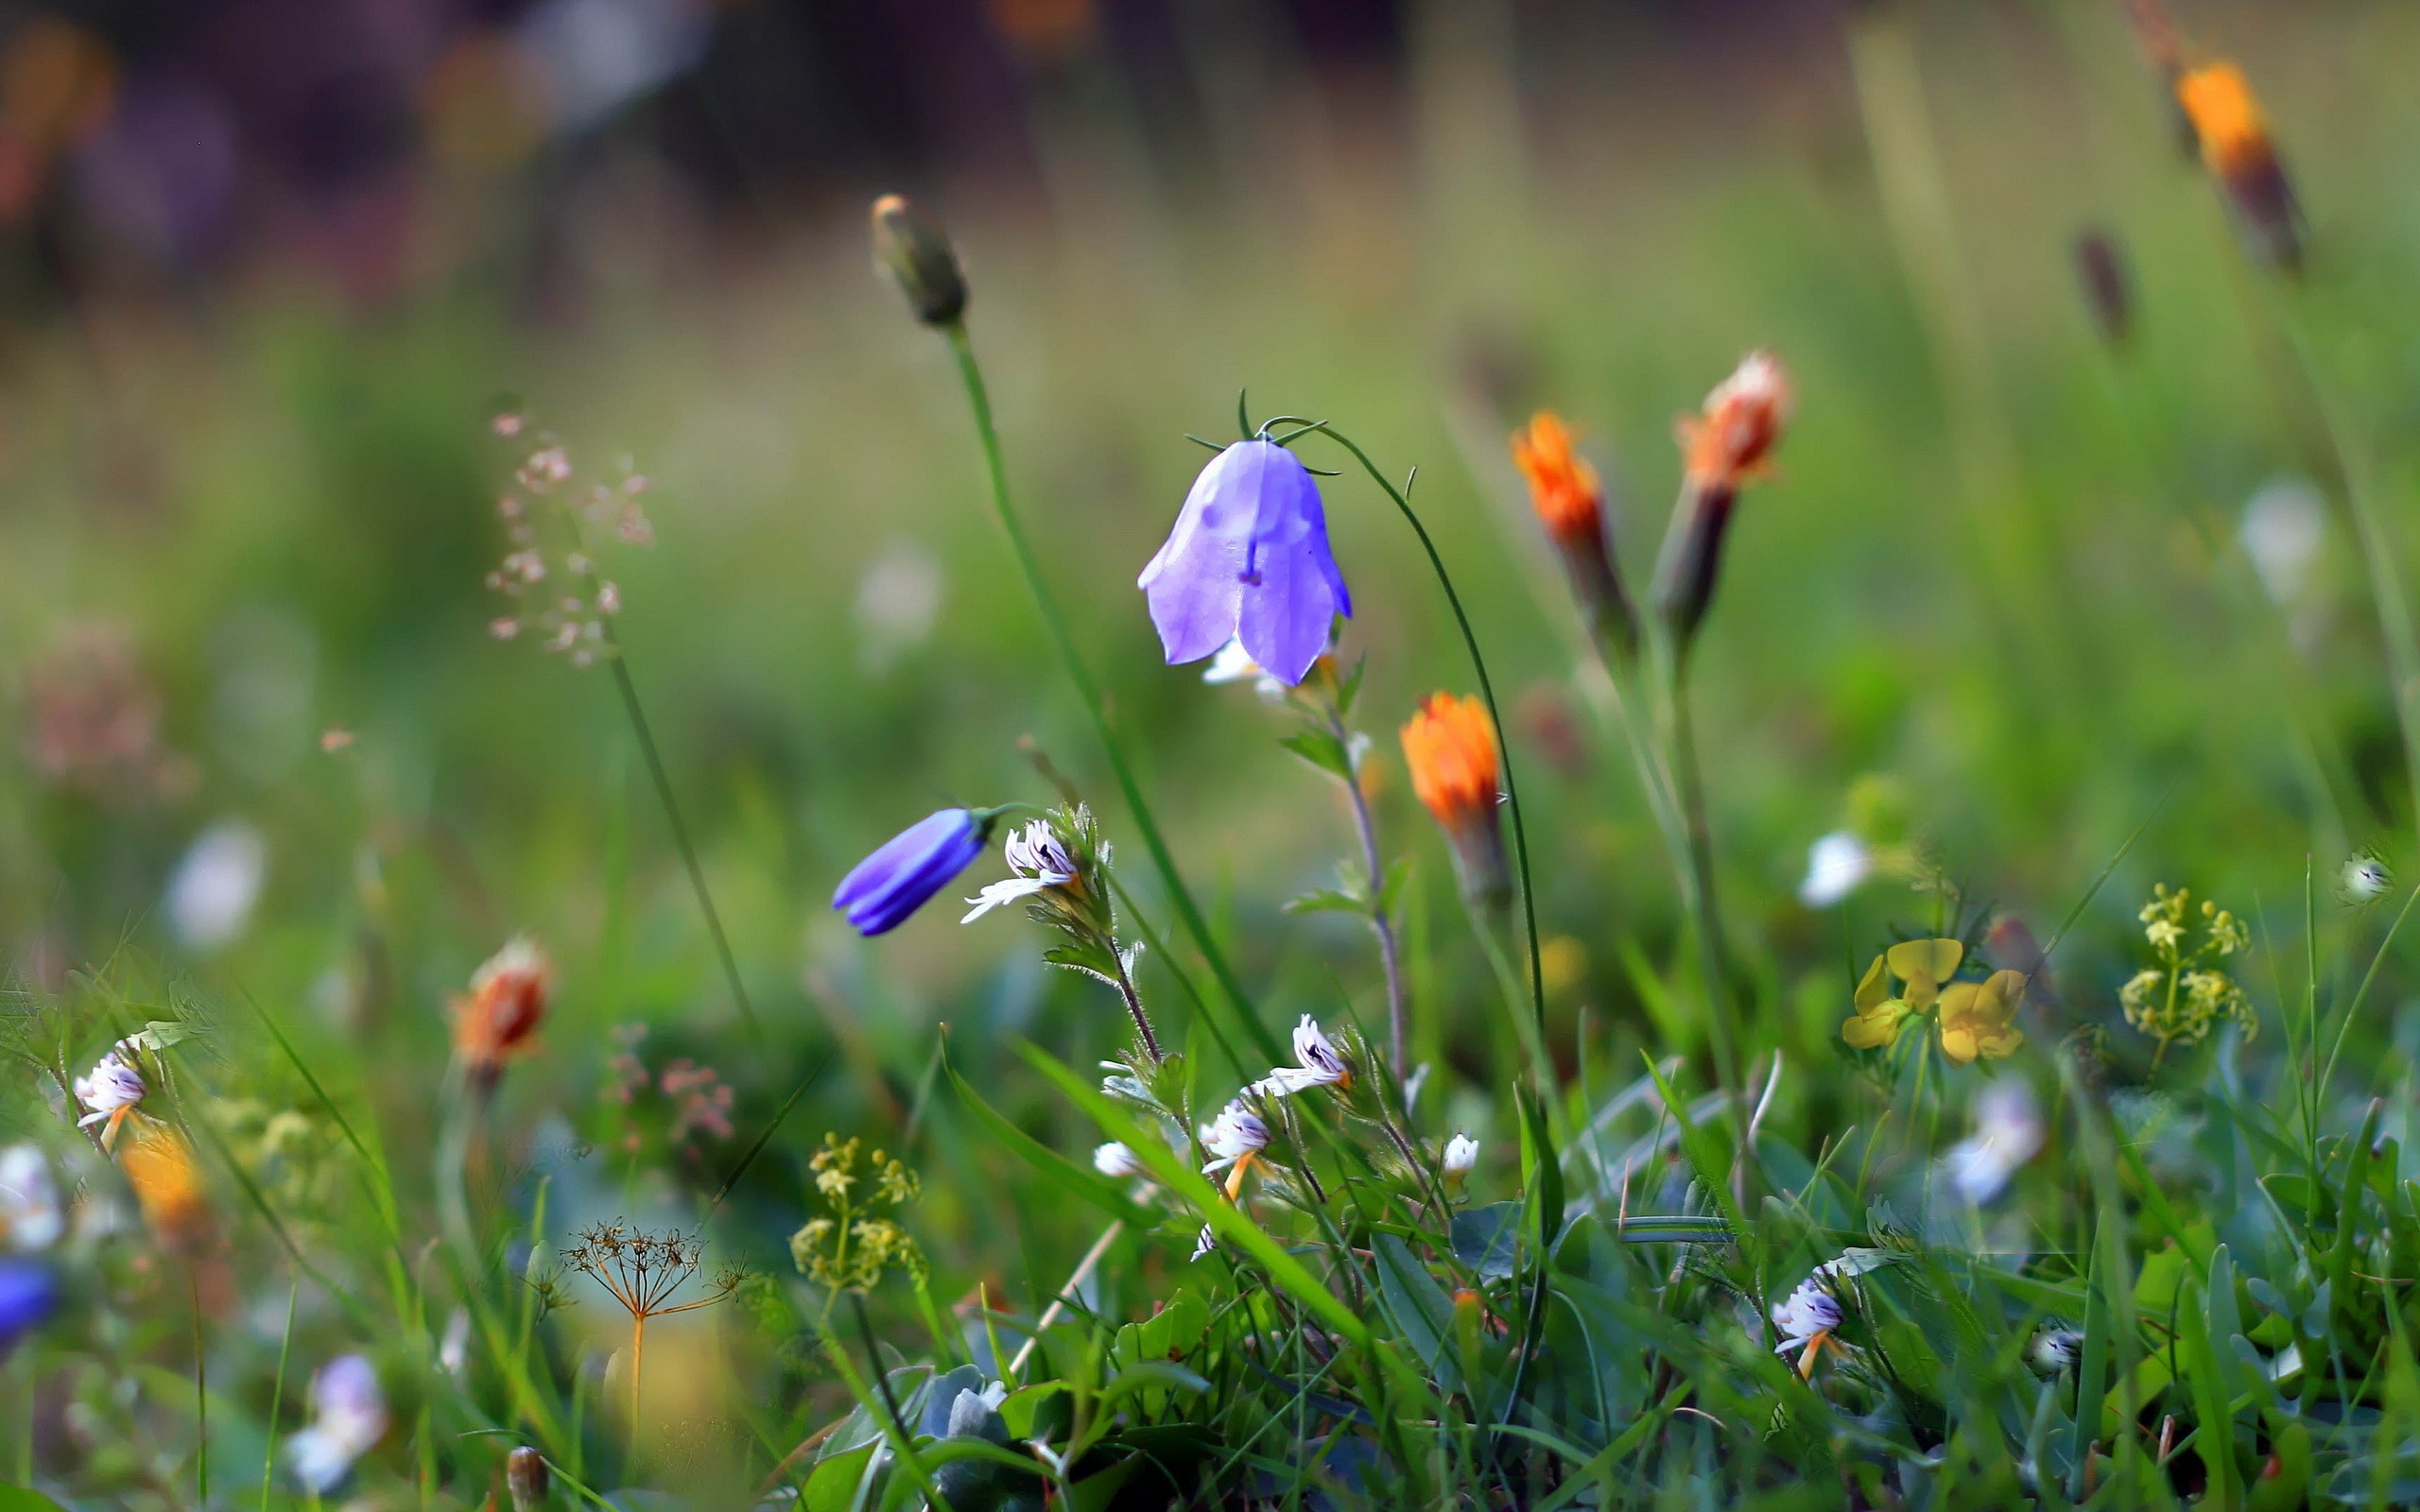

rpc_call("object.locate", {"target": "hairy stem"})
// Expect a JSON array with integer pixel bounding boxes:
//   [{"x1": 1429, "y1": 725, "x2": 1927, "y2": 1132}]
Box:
[
  {"x1": 1108, "y1": 949, "x2": 1165, "y2": 1062},
  {"x1": 941, "y1": 322, "x2": 1279, "y2": 1064},
  {"x1": 601, "y1": 620, "x2": 763, "y2": 1048}
]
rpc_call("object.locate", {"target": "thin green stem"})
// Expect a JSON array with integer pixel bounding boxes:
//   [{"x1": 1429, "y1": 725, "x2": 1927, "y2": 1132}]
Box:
[
  {"x1": 189, "y1": 1262, "x2": 208, "y2": 1509},
  {"x1": 1652, "y1": 641, "x2": 1743, "y2": 1126},
  {"x1": 600, "y1": 621, "x2": 764, "y2": 1047},
  {"x1": 940, "y1": 321, "x2": 1280, "y2": 1064},
  {"x1": 1304, "y1": 422, "x2": 1551, "y2": 1097},
  {"x1": 260, "y1": 1276, "x2": 298, "y2": 1512},
  {"x1": 1326, "y1": 702, "x2": 1409, "y2": 1080}
]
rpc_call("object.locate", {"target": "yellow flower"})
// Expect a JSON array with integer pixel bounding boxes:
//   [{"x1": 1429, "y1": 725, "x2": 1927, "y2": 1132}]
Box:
[
  {"x1": 1840, "y1": 938, "x2": 1963, "y2": 1051},
  {"x1": 1936, "y1": 971, "x2": 2028, "y2": 1065}
]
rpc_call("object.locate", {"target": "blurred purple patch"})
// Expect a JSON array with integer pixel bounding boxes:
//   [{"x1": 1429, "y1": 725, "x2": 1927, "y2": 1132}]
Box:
[
  {"x1": 0, "y1": 1262, "x2": 57, "y2": 1354},
  {"x1": 73, "y1": 79, "x2": 235, "y2": 265},
  {"x1": 834, "y1": 808, "x2": 988, "y2": 936},
  {"x1": 1138, "y1": 438, "x2": 1350, "y2": 687}
]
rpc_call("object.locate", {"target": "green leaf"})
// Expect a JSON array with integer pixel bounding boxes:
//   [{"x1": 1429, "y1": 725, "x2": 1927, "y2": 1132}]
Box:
[
  {"x1": 1523, "y1": 1088, "x2": 1564, "y2": 1249},
  {"x1": 1372, "y1": 1233, "x2": 1459, "y2": 1387},
  {"x1": 944, "y1": 1054, "x2": 1152, "y2": 1229},
  {"x1": 1282, "y1": 888, "x2": 1366, "y2": 917},
  {"x1": 1450, "y1": 1202, "x2": 1522, "y2": 1280},
  {"x1": 1098, "y1": 1359, "x2": 1210, "y2": 1410},
  {"x1": 799, "y1": 1443, "x2": 876, "y2": 1512},
  {"x1": 1279, "y1": 730, "x2": 1354, "y2": 782}
]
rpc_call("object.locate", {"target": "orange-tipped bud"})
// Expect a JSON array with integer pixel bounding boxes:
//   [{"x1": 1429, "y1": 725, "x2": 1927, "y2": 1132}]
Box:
[
  {"x1": 1654, "y1": 352, "x2": 1791, "y2": 646},
  {"x1": 870, "y1": 193, "x2": 969, "y2": 326},
  {"x1": 1400, "y1": 694, "x2": 1508, "y2": 907},
  {"x1": 1513, "y1": 413, "x2": 1637, "y2": 659},
  {"x1": 2176, "y1": 63, "x2": 2300, "y2": 269},
  {"x1": 451, "y1": 936, "x2": 554, "y2": 1091},
  {"x1": 122, "y1": 1119, "x2": 210, "y2": 1250}
]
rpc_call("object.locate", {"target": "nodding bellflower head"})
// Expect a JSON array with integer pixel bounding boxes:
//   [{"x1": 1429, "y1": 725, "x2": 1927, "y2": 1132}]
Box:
[
  {"x1": 0, "y1": 1262, "x2": 57, "y2": 1357},
  {"x1": 1139, "y1": 438, "x2": 1351, "y2": 688},
  {"x1": 835, "y1": 808, "x2": 996, "y2": 936}
]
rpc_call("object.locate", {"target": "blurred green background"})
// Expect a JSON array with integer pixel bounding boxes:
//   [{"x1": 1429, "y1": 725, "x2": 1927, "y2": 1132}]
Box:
[{"x1": 7, "y1": 0, "x2": 2420, "y2": 1295}]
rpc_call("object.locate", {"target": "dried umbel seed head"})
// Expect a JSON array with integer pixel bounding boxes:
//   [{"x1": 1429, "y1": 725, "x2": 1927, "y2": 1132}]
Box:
[
  {"x1": 871, "y1": 194, "x2": 968, "y2": 327},
  {"x1": 2176, "y1": 62, "x2": 2300, "y2": 271},
  {"x1": 2072, "y1": 230, "x2": 2132, "y2": 346},
  {"x1": 506, "y1": 1445, "x2": 549, "y2": 1509},
  {"x1": 1400, "y1": 693, "x2": 1509, "y2": 908}
]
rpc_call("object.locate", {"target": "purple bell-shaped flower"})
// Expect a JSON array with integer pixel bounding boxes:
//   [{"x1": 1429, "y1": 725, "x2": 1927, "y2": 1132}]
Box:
[{"x1": 1138, "y1": 439, "x2": 1351, "y2": 687}]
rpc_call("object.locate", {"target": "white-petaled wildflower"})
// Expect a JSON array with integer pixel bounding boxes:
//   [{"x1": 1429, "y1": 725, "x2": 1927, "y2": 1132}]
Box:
[
  {"x1": 1770, "y1": 1277, "x2": 1843, "y2": 1378},
  {"x1": 0, "y1": 1144, "x2": 61, "y2": 1251},
  {"x1": 1201, "y1": 637, "x2": 1290, "y2": 702},
  {"x1": 165, "y1": 818, "x2": 266, "y2": 952},
  {"x1": 960, "y1": 820, "x2": 1079, "y2": 923},
  {"x1": 1201, "y1": 1100, "x2": 1270, "y2": 1199},
  {"x1": 74, "y1": 1043, "x2": 147, "y2": 1148},
  {"x1": 1093, "y1": 1142, "x2": 1149, "y2": 1180},
  {"x1": 1942, "y1": 1079, "x2": 2046, "y2": 1207},
  {"x1": 1442, "y1": 1133, "x2": 1479, "y2": 1181},
  {"x1": 1797, "y1": 831, "x2": 1872, "y2": 908},
  {"x1": 2030, "y1": 1327, "x2": 2085, "y2": 1374},
  {"x1": 1401, "y1": 1062, "x2": 1431, "y2": 1111},
  {"x1": 439, "y1": 1309, "x2": 471, "y2": 1377},
  {"x1": 2239, "y1": 475, "x2": 2325, "y2": 606},
  {"x1": 285, "y1": 1354, "x2": 389, "y2": 1494},
  {"x1": 1251, "y1": 1016, "x2": 1354, "y2": 1099},
  {"x1": 2342, "y1": 851, "x2": 2393, "y2": 906},
  {"x1": 1189, "y1": 1223, "x2": 1217, "y2": 1262}
]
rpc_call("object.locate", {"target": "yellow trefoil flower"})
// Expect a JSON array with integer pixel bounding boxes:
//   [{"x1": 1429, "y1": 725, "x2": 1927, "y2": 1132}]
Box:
[{"x1": 1840, "y1": 938, "x2": 2026, "y2": 1064}]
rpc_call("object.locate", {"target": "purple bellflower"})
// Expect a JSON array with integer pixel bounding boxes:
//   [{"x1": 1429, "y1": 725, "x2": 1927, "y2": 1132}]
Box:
[
  {"x1": 1139, "y1": 438, "x2": 1350, "y2": 687},
  {"x1": 834, "y1": 808, "x2": 994, "y2": 936},
  {"x1": 0, "y1": 1262, "x2": 57, "y2": 1356}
]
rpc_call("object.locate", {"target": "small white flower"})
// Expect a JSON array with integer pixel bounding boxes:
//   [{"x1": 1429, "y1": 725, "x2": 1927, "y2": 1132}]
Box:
[
  {"x1": 285, "y1": 1354, "x2": 388, "y2": 1494},
  {"x1": 1401, "y1": 1062, "x2": 1431, "y2": 1111},
  {"x1": 0, "y1": 1144, "x2": 61, "y2": 1251},
  {"x1": 165, "y1": 819, "x2": 267, "y2": 952},
  {"x1": 2342, "y1": 851, "x2": 2393, "y2": 906},
  {"x1": 1797, "y1": 831, "x2": 1872, "y2": 908},
  {"x1": 439, "y1": 1309, "x2": 471, "y2": 1377},
  {"x1": 961, "y1": 820, "x2": 1079, "y2": 923},
  {"x1": 1942, "y1": 1079, "x2": 2045, "y2": 1207},
  {"x1": 1093, "y1": 1142, "x2": 1149, "y2": 1180},
  {"x1": 1442, "y1": 1133, "x2": 1479, "y2": 1179},
  {"x1": 1770, "y1": 1278, "x2": 1843, "y2": 1358},
  {"x1": 1201, "y1": 638, "x2": 1290, "y2": 702},
  {"x1": 1189, "y1": 1223, "x2": 1217, "y2": 1262},
  {"x1": 74, "y1": 1043, "x2": 147, "y2": 1145},
  {"x1": 2240, "y1": 475, "x2": 2325, "y2": 605},
  {"x1": 1250, "y1": 1016, "x2": 1354, "y2": 1100},
  {"x1": 1200, "y1": 1101, "x2": 1270, "y2": 1177}
]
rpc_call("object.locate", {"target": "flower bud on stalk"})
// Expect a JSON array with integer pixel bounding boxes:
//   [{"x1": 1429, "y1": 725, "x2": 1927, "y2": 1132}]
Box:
[
  {"x1": 870, "y1": 194, "x2": 969, "y2": 326},
  {"x1": 507, "y1": 1445, "x2": 550, "y2": 1509},
  {"x1": 2176, "y1": 62, "x2": 2301, "y2": 272},
  {"x1": 1400, "y1": 694, "x2": 1509, "y2": 909},
  {"x1": 1651, "y1": 352, "x2": 1791, "y2": 648},
  {"x1": 2072, "y1": 230, "x2": 2133, "y2": 347},
  {"x1": 1512, "y1": 413, "x2": 1637, "y2": 661}
]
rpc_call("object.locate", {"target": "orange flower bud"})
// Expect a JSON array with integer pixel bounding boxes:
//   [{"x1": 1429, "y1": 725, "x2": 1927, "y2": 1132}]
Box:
[
  {"x1": 2176, "y1": 62, "x2": 2300, "y2": 269},
  {"x1": 1400, "y1": 694, "x2": 1508, "y2": 906},
  {"x1": 451, "y1": 936, "x2": 553, "y2": 1091},
  {"x1": 870, "y1": 193, "x2": 969, "y2": 327},
  {"x1": 1654, "y1": 352, "x2": 1791, "y2": 646},
  {"x1": 1513, "y1": 413, "x2": 1636, "y2": 659}
]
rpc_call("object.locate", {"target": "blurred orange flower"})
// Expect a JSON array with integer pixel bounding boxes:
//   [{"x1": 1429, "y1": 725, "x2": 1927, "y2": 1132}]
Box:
[{"x1": 451, "y1": 936, "x2": 554, "y2": 1091}]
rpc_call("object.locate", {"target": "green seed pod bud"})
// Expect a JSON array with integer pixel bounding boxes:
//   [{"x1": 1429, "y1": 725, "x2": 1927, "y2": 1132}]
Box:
[
  {"x1": 870, "y1": 194, "x2": 968, "y2": 327},
  {"x1": 507, "y1": 1446, "x2": 549, "y2": 1509}
]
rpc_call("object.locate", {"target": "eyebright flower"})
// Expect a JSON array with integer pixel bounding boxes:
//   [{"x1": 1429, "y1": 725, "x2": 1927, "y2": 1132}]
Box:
[
  {"x1": 1513, "y1": 412, "x2": 1636, "y2": 657},
  {"x1": 285, "y1": 1354, "x2": 389, "y2": 1495},
  {"x1": 834, "y1": 808, "x2": 994, "y2": 936},
  {"x1": 1400, "y1": 693, "x2": 1509, "y2": 907},
  {"x1": 1770, "y1": 1277, "x2": 1843, "y2": 1379},
  {"x1": 73, "y1": 1042, "x2": 147, "y2": 1148},
  {"x1": 1797, "y1": 831, "x2": 1872, "y2": 908},
  {"x1": 1442, "y1": 1133, "x2": 1478, "y2": 1181},
  {"x1": 1139, "y1": 438, "x2": 1352, "y2": 688},
  {"x1": 1093, "y1": 1142, "x2": 1149, "y2": 1180},
  {"x1": 1942, "y1": 1079, "x2": 2045, "y2": 1206},
  {"x1": 1652, "y1": 352, "x2": 1792, "y2": 644},
  {"x1": 961, "y1": 819, "x2": 1080, "y2": 922},
  {"x1": 451, "y1": 935, "x2": 553, "y2": 1091},
  {"x1": 0, "y1": 1145, "x2": 61, "y2": 1251},
  {"x1": 1200, "y1": 1100, "x2": 1270, "y2": 1200},
  {"x1": 0, "y1": 1263, "x2": 58, "y2": 1358},
  {"x1": 1251, "y1": 1016, "x2": 1353, "y2": 1100},
  {"x1": 2176, "y1": 62, "x2": 2300, "y2": 269},
  {"x1": 2342, "y1": 850, "x2": 2393, "y2": 907},
  {"x1": 1189, "y1": 1223, "x2": 1217, "y2": 1263}
]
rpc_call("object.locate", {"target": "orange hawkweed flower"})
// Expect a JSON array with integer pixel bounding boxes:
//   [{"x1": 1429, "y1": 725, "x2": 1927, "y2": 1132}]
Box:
[
  {"x1": 2175, "y1": 62, "x2": 2299, "y2": 268},
  {"x1": 1401, "y1": 694, "x2": 1508, "y2": 905},
  {"x1": 451, "y1": 936, "x2": 554, "y2": 1091},
  {"x1": 1512, "y1": 413, "x2": 1637, "y2": 658},
  {"x1": 1653, "y1": 352, "x2": 1792, "y2": 645},
  {"x1": 121, "y1": 1119, "x2": 209, "y2": 1249}
]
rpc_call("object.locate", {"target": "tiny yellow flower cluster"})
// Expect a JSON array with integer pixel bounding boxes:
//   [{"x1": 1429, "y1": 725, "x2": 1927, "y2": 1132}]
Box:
[
  {"x1": 792, "y1": 1133, "x2": 925, "y2": 1295},
  {"x1": 2120, "y1": 885, "x2": 2255, "y2": 1062},
  {"x1": 1839, "y1": 937, "x2": 2025, "y2": 1065}
]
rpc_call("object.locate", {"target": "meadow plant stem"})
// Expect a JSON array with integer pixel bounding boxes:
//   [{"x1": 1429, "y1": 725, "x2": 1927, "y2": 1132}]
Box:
[
  {"x1": 1107, "y1": 952, "x2": 1165, "y2": 1062},
  {"x1": 601, "y1": 624, "x2": 764, "y2": 1048},
  {"x1": 1010, "y1": 1219, "x2": 1126, "y2": 1377},
  {"x1": 260, "y1": 1277, "x2": 297, "y2": 1512},
  {"x1": 628, "y1": 1314, "x2": 646, "y2": 1461},
  {"x1": 187, "y1": 1263, "x2": 208, "y2": 1507},
  {"x1": 1328, "y1": 705, "x2": 1409, "y2": 1079},
  {"x1": 941, "y1": 322, "x2": 1280, "y2": 1064},
  {"x1": 1653, "y1": 643, "x2": 1743, "y2": 1125},
  {"x1": 1303, "y1": 421, "x2": 1552, "y2": 1100}
]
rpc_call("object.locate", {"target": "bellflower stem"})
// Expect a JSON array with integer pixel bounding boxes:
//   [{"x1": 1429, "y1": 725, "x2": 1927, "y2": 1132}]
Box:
[
  {"x1": 1300, "y1": 422, "x2": 1553, "y2": 1117},
  {"x1": 1327, "y1": 702, "x2": 1409, "y2": 1081},
  {"x1": 941, "y1": 322, "x2": 1281, "y2": 1064},
  {"x1": 600, "y1": 617, "x2": 764, "y2": 1048}
]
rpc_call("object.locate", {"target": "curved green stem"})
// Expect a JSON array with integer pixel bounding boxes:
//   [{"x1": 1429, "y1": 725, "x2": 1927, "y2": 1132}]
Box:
[
  {"x1": 941, "y1": 322, "x2": 1281, "y2": 1064},
  {"x1": 1303, "y1": 422, "x2": 1552, "y2": 1105}
]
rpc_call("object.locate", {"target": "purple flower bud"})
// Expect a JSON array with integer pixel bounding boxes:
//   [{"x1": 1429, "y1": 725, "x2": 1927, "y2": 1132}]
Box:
[
  {"x1": 1138, "y1": 439, "x2": 1351, "y2": 687},
  {"x1": 0, "y1": 1263, "x2": 56, "y2": 1355},
  {"x1": 833, "y1": 809, "x2": 990, "y2": 936}
]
